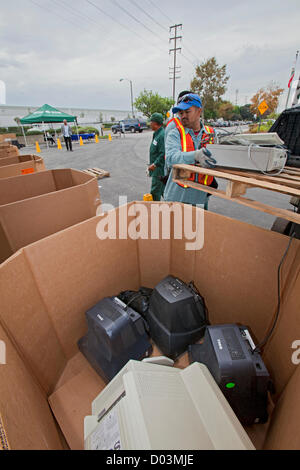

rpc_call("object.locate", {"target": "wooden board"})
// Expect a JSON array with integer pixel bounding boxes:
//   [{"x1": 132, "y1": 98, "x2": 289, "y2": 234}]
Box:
[
  {"x1": 173, "y1": 164, "x2": 300, "y2": 225},
  {"x1": 219, "y1": 168, "x2": 300, "y2": 188},
  {"x1": 173, "y1": 164, "x2": 300, "y2": 197},
  {"x1": 83, "y1": 168, "x2": 110, "y2": 179}
]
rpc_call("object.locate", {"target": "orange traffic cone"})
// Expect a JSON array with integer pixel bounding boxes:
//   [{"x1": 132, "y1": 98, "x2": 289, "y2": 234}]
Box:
[
  {"x1": 108, "y1": 134, "x2": 112, "y2": 142},
  {"x1": 95, "y1": 134, "x2": 99, "y2": 143},
  {"x1": 35, "y1": 141, "x2": 41, "y2": 153},
  {"x1": 80, "y1": 136, "x2": 84, "y2": 146},
  {"x1": 143, "y1": 194, "x2": 153, "y2": 201},
  {"x1": 57, "y1": 138, "x2": 62, "y2": 150}
]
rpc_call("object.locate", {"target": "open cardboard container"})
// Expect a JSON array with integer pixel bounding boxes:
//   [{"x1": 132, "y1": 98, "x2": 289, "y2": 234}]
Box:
[
  {"x1": 0, "y1": 154, "x2": 45, "y2": 179},
  {"x1": 0, "y1": 169, "x2": 102, "y2": 263},
  {"x1": 0, "y1": 134, "x2": 17, "y2": 143},
  {"x1": 0, "y1": 202, "x2": 299, "y2": 450},
  {"x1": 0, "y1": 146, "x2": 19, "y2": 159}
]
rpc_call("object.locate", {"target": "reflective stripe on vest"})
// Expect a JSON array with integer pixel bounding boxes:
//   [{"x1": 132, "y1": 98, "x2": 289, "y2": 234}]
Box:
[{"x1": 173, "y1": 119, "x2": 214, "y2": 187}]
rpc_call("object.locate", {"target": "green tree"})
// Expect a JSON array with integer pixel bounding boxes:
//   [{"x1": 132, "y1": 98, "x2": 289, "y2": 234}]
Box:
[
  {"x1": 218, "y1": 101, "x2": 235, "y2": 120},
  {"x1": 110, "y1": 117, "x2": 116, "y2": 122},
  {"x1": 134, "y1": 90, "x2": 174, "y2": 119},
  {"x1": 240, "y1": 104, "x2": 255, "y2": 121},
  {"x1": 190, "y1": 57, "x2": 229, "y2": 118}
]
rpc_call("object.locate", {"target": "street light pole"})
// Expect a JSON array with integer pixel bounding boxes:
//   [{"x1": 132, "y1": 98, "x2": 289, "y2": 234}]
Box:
[{"x1": 120, "y1": 78, "x2": 135, "y2": 118}]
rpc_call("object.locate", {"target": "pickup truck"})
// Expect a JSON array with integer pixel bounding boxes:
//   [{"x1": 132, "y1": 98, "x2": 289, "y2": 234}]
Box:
[{"x1": 111, "y1": 118, "x2": 148, "y2": 134}]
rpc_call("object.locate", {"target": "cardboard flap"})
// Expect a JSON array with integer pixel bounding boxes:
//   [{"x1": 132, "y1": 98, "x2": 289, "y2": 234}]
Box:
[
  {"x1": 0, "y1": 187, "x2": 98, "y2": 252},
  {"x1": 23, "y1": 208, "x2": 140, "y2": 361},
  {"x1": 136, "y1": 202, "x2": 172, "y2": 287},
  {"x1": 0, "y1": 156, "x2": 20, "y2": 167},
  {"x1": 52, "y1": 169, "x2": 74, "y2": 191},
  {"x1": 263, "y1": 363, "x2": 300, "y2": 450},
  {"x1": 49, "y1": 360, "x2": 106, "y2": 450},
  {"x1": 0, "y1": 171, "x2": 57, "y2": 205},
  {"x1": 0, "y1": 322, "x2": 63, "y2": 450},
  {"x1": 263, "y1": 251, "x2": 300, "y2": 396},
  {"x1": 0, "y1": 252, "x2": 67, "y2": 394},
  {"x1": 192, "y1": 210, "x2": 298, "y2": 344}
]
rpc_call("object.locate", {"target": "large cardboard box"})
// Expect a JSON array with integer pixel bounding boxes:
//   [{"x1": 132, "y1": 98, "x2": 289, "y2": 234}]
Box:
[
  {"x1": 0, "y1": 144, "x2": 19, "y2": 159},
  {"x1": 0, "y1": 134, "x2": 17, "y2": 143},
  {"x1": 0, "y1": 154, "x2": 45, "y2": 178},
  {"x1": 0, "y1": 202, "x2": 299, "y2": 450},
  {"x1": 0, "y1": 168, "x2": 102, "y2": 263}
]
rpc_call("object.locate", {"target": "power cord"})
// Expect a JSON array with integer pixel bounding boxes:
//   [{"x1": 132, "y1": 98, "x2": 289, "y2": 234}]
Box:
[
  {"x1": 253, "y1": 231, "x2": 296, "y2": 354},
  {"x1": 248, "y1": 143, "x2": 286, "y2": 176}
]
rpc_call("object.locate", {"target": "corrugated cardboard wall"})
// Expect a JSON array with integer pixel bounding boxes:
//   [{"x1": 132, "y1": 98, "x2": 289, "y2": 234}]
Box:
[
  {"x1": 0, "y1": 322, "x2": 64, "y2": 450},
  {"x1": 0, "y1": 171, "x2": 57, "y2": 205}
]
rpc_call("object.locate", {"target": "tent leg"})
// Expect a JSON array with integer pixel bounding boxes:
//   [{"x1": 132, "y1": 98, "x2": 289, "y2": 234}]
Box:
[
  {"x1": 43, "y1": 121, "x2": 49, "y2": 150},
  {"x1": 21, "y1": 125, "x2": 28, "y2": 147},
  {"x1": 75, "y1": 120, "x2": 79, "y2": 144}
]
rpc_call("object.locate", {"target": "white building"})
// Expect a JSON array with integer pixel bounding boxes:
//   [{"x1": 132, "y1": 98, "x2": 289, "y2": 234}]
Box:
[{"x1": 0, "y1": 104, "x2": 139, "y2": 128}]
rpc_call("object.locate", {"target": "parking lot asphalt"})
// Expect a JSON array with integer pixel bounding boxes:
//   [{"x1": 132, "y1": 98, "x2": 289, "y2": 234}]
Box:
[{"x1": 21, "y1": 131, "x2": 292, "y2": 230}]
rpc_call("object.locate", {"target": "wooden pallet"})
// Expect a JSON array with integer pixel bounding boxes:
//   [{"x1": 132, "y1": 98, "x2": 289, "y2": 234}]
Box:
[
  {"x1": 173, "y1": 164, "x2": 300, "y2": 224},
  {"x1": 83, "y1": 167, "x2": 110, "y2": 179}
]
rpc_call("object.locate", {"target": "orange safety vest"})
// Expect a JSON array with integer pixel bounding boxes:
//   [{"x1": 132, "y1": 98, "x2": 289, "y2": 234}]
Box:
[{"x1": 172, "y1": 118, "x2": 214, "y2": 187}]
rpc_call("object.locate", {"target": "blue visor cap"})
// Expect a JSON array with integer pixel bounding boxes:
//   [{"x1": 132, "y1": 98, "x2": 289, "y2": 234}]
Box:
[{"x1": 172, "y1": 93, "x2": 202, "y2": 114}]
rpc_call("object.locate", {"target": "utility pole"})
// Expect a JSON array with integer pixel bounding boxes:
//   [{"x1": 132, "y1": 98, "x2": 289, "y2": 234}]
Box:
[
  {"x1": 169, "y1": 24, "x2": 182, "y2": 104},
  {"x1": 235, "y1": 89, "x2": 239, "y2": 106}
]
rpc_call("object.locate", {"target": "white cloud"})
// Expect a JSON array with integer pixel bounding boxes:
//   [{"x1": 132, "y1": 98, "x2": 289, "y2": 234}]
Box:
[{"x1": 0, "y1": 0, "x2": 299, "y2": 109}]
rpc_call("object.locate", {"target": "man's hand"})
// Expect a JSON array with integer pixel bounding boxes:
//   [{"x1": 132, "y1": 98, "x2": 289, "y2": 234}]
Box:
[
  {"x1": 194, "y1": 148, "x2": 216, "y2": 168},
  {"x1": 148, "y1": 164, "x2": 156, "y2": 172}
]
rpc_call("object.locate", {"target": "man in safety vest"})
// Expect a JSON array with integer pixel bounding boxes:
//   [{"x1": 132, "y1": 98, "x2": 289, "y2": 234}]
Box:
[{"x1": 164, "y1": 93, "x2": 216, "y2": 209}]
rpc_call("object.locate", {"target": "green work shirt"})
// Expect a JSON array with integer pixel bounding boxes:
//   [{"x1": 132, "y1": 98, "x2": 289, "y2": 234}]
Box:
[{"x1": 149, "y1": 126, "x2": 165, "y2": 177}]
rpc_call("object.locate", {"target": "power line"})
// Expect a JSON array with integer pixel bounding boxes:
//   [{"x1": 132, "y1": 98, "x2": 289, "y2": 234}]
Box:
[
  {"x1": 111, "y1": 0, "x2": 166, "y2": 45},
  {"x1": 146, "y1": 0, "x2": 174, "y2": 24},
  {"x1": 181, "y1": 53, "x2": 196, "y2": 67},
  {"x1": 85, "y1": 0, "x2": 145, "y2": 42},
  {"x1": 128, "y1": 0, "x2": 167, "y2": 32},
  {"x1": 28, "y1": 0, "x2": 89, "y2": 32},
  {"x1": 50, "y1": 0, "x2": 106, "y2": 32}
]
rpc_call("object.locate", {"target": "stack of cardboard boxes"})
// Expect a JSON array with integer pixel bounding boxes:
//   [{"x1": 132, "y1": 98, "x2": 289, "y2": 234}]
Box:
[
  {"x1": 0, "y1": 143, "x2": 45, "y2": 178},
  {"x1": 0, "y1": 168, "x2": 102, "y2": 263}
]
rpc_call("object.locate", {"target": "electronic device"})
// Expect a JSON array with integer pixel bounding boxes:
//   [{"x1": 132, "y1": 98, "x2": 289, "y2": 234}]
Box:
[
  {"x1": 78, "y1": 296, "x2": 152, "y2": 383},
  {"x1": 84, "y1": 360, "x2": 255, "y2": 450},
  {"x1": 142, "y1": 355, "x2": 175, "y2": 367},
  {"x1": 146, "y1": 276, "x2": 208, "y2": 359},
  {"x1": 222, "y1": 132, "x2": 285, "y2": 146},
  {"x1": 188, "y1": 324, "x2": 273, "y2": 425},
  {"x1": 206, "y1": 143, "x2": 287, "y2": 172}
]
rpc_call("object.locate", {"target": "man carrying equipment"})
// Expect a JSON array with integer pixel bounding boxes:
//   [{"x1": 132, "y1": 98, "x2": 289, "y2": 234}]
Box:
[{"x1": 164, "y1": 93, "x2": 216, "y2": 209}]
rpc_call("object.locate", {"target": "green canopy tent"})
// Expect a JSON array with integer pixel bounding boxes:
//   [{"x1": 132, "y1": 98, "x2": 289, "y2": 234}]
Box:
[{"x1": 20, "y1": 104, "x2": 78, "y2": 148}]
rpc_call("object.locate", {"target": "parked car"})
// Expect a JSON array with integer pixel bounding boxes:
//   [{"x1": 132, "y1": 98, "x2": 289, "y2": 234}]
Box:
[
  {"x1": 111, "y1": 119, "x2": 148, "y2": 134},
  {"x1": 11, "y1": 139, "x2": 25, "y2": 149}
]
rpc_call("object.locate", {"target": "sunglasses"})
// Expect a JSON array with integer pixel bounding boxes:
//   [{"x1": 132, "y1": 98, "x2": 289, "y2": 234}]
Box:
[{"x1": 177, "y1": 93, "x2": 201, "y2": 104}]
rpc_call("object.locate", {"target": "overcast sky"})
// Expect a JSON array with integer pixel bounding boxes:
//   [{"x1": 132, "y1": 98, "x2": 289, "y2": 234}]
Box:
[{"x1": 0, "y1": 0, "x2": 299, "y2": 111}]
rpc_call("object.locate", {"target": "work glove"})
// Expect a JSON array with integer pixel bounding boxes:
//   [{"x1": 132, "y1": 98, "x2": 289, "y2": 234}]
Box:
[{"x1": 194, "y1": 148, "x2": 216, "y2": 168}]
